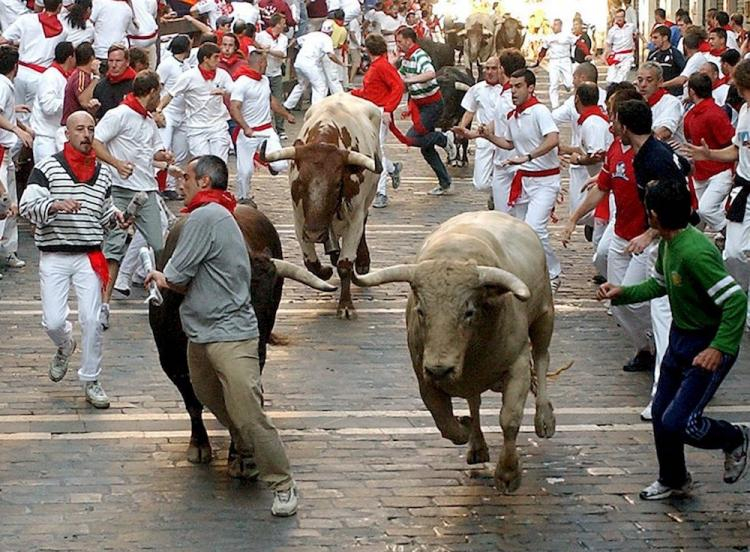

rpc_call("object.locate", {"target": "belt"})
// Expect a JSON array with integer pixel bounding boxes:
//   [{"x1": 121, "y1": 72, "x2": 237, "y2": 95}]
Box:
[
  {"x1": 19, "y1": 61, "x2": 46, "y2": 73},
  {"x1": 230, "y1": 121, "x2": 273, "y2": 143},
  {"x1": 127, "y1": 30, "x2": 159, "y2": 41},
  {"x1": 508, "y1": 167, "x2": 560, "y2": 207},
  {"x1": 728, "y1": 173, "x2": 750, "y2": 223}
]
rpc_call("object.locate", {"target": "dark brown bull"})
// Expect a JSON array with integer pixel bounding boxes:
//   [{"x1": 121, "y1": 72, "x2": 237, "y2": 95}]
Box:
[{"x1": 496, "y1": 16, "x2": 525, "y2": 51}]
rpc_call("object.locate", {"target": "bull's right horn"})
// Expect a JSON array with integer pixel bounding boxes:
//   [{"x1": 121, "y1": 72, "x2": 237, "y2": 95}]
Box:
[
  {"x1": 454, "y1": 82, "x2": 471, "y2": 91},
  {"x1": 456, "y1": 29, "x2": 466, "y2": 37},
  {"x1": 351, "y1": 264, "x2": 416, "y2": 287},
  {"x1": 345, "y1": 151, "x2": 378, "y2": 173},
  {"x1": 477, "y1": 266, "x2": 531, "y2": 301},
  {"x1": 272, "y1": 259, "x2": 338, "y2": 292},
  {"x1": 262, "y1": 146, "x2": 297, "y2": 163}
]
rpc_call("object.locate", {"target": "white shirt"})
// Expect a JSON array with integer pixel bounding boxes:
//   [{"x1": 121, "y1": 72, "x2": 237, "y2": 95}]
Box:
[
  {"x1": 543, "y1": 32, "x2": 576, "y2": 60},
  {"x1": 727, "y1": 30, "x2": 739, "y2": 51},
  {"x1": 295, "y1": 31, "x2": 333, "y2": 66},
  {"x1": 168, "y1": 66, "x2": 233, "y2": 135},
  {"x1": 230, "y1": 74, "x2": 273, "y2": 133},
  {"x1": 3, "y1": 12, "x2": 68, "y2": 66},
  {"x1": 461, "y1": 81, "x2": 502, "y2": 126},
  {"x1": 0, "y1": 0, "x2": 29, "y2": 35},
  {"x1": 503, "y1": 103, "x2": 560, "y2": 172},
  {"x1": 366, "y1": 11, "x2": 400, "y2": 46},
  {"x1": 29, "y1": 65, "x2": 67, "y2": 138},
  {"x1": 680, "y1": 52, "x2": 708, "y2": 97},
  {"x1": 492, "y1": 86, "x2": 514, "y2": 166},
  {"x1": 552, "y1": 87, "x2": 607, "y2": 147},
  {"x1": 90, "y1": 0, "x2": 136, "y2": 59},
  {"x1": 651, "y1": 92, "x2": 684, "y2": 141},
  {"x1": 713, "y1": 83, "x2": 730, "y2": 107},
  {"x1": 128, "y1": 0, "x2": 159, "y2": 45},
  {"x1": 62, "y1": 18, "x2": 95, "y2": 47},
  {"x1": 579, "y1": 114, "x2": 612, "y2": 155},
  {"x1": 95, "y1": 104, "x2": 164, "y2": 191},
  {"x1": 231, "y1": 0, "x2": 260, "y2": 26},
  {"x1": 193, "y1": 0, "x2": 231, "y2": 29},
  {"x1": 734, "y1": 103, "x2": 750, "y2": 180},
  {"x1": 606, "y1": 23, "x2": 636, "y2": 53},
  {"x1": 157, "y1": 54, "x2": 189, "y2": 120},
  {"x1": 255, "y1": 30, "x2": 288, "y2": 77},
  {"x1": 0, "y1": 74, "x2": 16, "y2": 149}
]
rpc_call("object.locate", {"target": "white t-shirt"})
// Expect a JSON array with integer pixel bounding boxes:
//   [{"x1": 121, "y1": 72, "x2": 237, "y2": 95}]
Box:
[
  {"x1": 491, "y1": 86, "x2": 514, "y2": 166},
  {"x1": 193, "y1": 0, "x2": 231, "y2": 29},
  {"x1": 255, "y1": 30, "x2": 288, "y2": 77},
  {"x1": 0, "y1": 0, "x2": 29, "y2": 35},
  {"x1": 503, "y1": 103, "x2": 560, "y2": 171},
  {"x1": 580, "y1": 114, "x2": 612, "y2": 155},
  {"x1": 734, "y1": 103, "x2": 750, "y2": 180},
  {"x1": 230, "y1": 74, "x2": 273, "y2": 133},
  {"x1": 366, "y1": 11, "x2": 400, "y2": 47},
  {"x1": 606, "y1": 23, "x2": 636, "y2": 53},
  {"x1": 461, "y1": 81, "x2": 502, "y2": 126},
  {"x1": 128, "y1": 0, "x2": 159, "y2": 46},
  {"x1": 295, "y1": 31, "x2": 333, "y2": 66},
  {"x1": 651, "y1": 93, "x2": 684, "y2": 141},
  {"x1": 29, "y1": 65, "x2": 67, "y2": 138},
  {"x1": 0, "y1": 73, "x2": 16, "y2": 148},
  {"x1": 552, "y1": 87, "x2": 607, "y2": 147},
  {"x1": 90, "y1": 0, "x2": 136, "y2": 59},
  {"x1": 680, "y1": 51, "x2": 708, "y2": 97},
  {"x1": 727, "y1": 30, "x2": 739, "y2": 51},
  {"x1": 62, "y1": 18, "x2": 95, "y2": 47},
  {"x1": 714, "y1": 83, "x2": 730, "y2": 107},
  {"x1": 543, "y1": 32, "x2": 576, "y2": 60},
  {"x1": 157, "y1": 54, "x2": 189, "y2": 120},
  {"x1": 231, "y1": 0, "x2": 260, "y2": 26},
  {"x1": 168, "y1": 66, "x2": 233, "y2": 135},
  {"x1": 3, "y1": 12, "x2": 68, "y2": 66},
  {"x1": 94, "y1": 104, "x2": 164, "y2": 191}
]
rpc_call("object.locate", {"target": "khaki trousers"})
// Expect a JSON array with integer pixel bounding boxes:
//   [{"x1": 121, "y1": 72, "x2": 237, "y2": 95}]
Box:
[{"x1": 187, "y1": 338, "x2": 293, "y2": 491}]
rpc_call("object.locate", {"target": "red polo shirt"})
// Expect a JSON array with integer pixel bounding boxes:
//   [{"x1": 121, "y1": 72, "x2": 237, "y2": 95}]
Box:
[
  {"x1": 683, "y1": 97, "x2": 735, "y2": 181},
  {"x1": 351, "y1": 54, "x2": 404, "y2": 114},
  {"x1": 597, "y1": 139, "x2": 648, "y2": 241}
]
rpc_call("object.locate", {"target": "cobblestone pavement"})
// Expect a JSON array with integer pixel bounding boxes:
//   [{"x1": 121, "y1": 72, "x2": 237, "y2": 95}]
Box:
[{"x1": 1, "y1": 71, "x2": 750, "y2": 551}]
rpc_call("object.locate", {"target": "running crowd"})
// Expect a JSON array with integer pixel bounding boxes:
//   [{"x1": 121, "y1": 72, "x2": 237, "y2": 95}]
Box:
[{"x1": 0, "y1": 0, "x2": 749, "y2": 517}]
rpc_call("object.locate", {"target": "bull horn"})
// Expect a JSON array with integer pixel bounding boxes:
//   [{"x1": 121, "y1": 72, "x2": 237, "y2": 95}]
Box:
[
  {"x1": 456, "y1": 29, "x2": 466, "y2": 37},
  {"x1": 454, "y1": 81, "x2": 471, "y2": 91},
  {"x1": 351, "y1": 264, "x2": 416, "y2": 287},
  {"x1": 345, "y1": 151, "x2": 378, "y2": 173},
  {"x1": 483, "y1": 30, "x2": 493, "y2": 37},
  {"x1": 262, "y1": 146, "x2": 297, "y2": 163},
  {"x1": 272, "y1": 259, "x2": 338, "y2": 292},
  {"x1": 477, "y1": 266, "x2": 531, "y2": 301}
]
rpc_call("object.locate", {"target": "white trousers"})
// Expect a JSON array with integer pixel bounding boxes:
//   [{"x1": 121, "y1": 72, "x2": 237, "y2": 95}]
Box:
[
  {"x1": 188, "y1": 129, "x2": 230, "y2": 162},
  {"x1": 33, "y1": 134, "x2": 59, "y2": 165},
  {"x1": 607, "y1": 234, "x2": 653, "y2": 354},
  {"x1": 159, "y1": 118, "x2": 190, "y2": 192},
  {"x1": 0, "y1": 152, "x2": 17, "y2": 256},
  {"x1": 695, "y1": 169, "x2": 732, "y2": 232},
  {"x1": 39, "y1": 252, "x2": 103, "y2": 382},
  {"x1": 592, "y1": 215, "x2": 614, "y2": 277},
  {"x1": 322, "y1": 54, "x2": 345, "y2": 93},
  {"x1": 376, "y1": 114, "x2": 395, "y2": 196},
  {"x1": 491, "y1": 164, "x2": 512, "y2": 214},
  {"x1": 509, "y1": 174, "x2": 562, "y2": 278},
  {"x1": 647, "y1": 240, "x2": 672, "y2": 398},
  {"x1": 472, "y1": 140, "x2": 494, "y2": 191},
  {"x1": 606, "y1": 55, "x2": 634, "y2": 84},
  {"x1": 235, "y1": 131, "x2": 289, "y2": 200},
  {"x1": 724, "y1": 199, "x2": 750, "y2": 292},
  {"x1": 285, "y1": 62, "x2": 329, "y2": 108},
  {"x1": 568, "y1": 164, "x2": 594, "y2": 226},
  {"x1": 15, "y1": 66, "x2": 41, "y2": 121},
  {"x1": 548, "y1": 58, "x2": 572, "y2": 109}
]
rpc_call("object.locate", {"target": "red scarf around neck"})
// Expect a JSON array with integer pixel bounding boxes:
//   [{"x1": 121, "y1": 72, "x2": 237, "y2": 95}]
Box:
[
  {"x1": 577, "y1": 105, "x2": 608, "y2": 125},
  {"x1": 615, "y1": 21, "x2": 625, "y2": 28},
  {"x1": 646, "y1": 87, "x2": 668, "y2": 107},
  {"x1": 507, "y1": 96, "x2": 540, "y2": 119},
  {"x1": 121, "y1": 92, "x2": 150, "y2": 118},
  {"x1": 709, "y1": 46, "x2": 728, "y2": 56},
  {"x1": 713, "y1": 74, "x2": 731, "y2": 89},
  {"x1": 107, "y1": 66, "x2": 136, "y2": 85},
  {"x1": 51, "y1": 61, "x2": 71, "y2": 79},
  {"x1": 63, "y1": 141, "x2": 97, "y2": 182},
  {"x1": 220, "y1": 53, "x2": 242, "y2": 67},
  {"x1": 500, "y1": 81, "x2": 511, "y2": 92},
  {"x1": 233, "y1": 66, "x2": 263, "y2": 81},
  {"x1": 267, "y1": 28, "x2": 280, "y2": 40},
  {"x1": 38, "y1": 12, "x2": 63, "y2": 38},
  {"x1": 403, "y1": 43, "x2": 420, "y2": 60},
  {"x1": 698, "y1": 40, "x2": 711, "y2": 52},
  {"x1": 198, "y1": 65, "x2": 217, "y2": 81},
  {"x1": 182, "y1": 189, "x2": 237, "y2": 214}
]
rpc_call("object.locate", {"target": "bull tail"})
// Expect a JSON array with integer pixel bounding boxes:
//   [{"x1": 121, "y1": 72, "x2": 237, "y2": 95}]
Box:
[
  {"x1": 269, "y1": 332, "x2": 290, "y2": 346},
  {"x1": 530, "y1": 360, "x2": 574, "y2": 397}
]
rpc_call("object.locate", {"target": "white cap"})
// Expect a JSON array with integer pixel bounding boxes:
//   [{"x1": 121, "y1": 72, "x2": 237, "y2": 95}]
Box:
[{"x1": 321, "y1": 19, "x2": 334, "y2": 34}]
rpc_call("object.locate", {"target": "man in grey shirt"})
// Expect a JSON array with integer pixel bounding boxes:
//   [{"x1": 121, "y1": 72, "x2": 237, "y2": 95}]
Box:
[{"x1": 146, "y1": 155, "x2": 298, "y2": 517}]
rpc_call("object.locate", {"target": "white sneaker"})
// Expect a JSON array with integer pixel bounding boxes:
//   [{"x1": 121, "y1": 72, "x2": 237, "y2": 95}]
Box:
[
  {"x1": 640, "y1": 402, "x2": 653, "y2": 421},
  {"x1": 49, "y1": 338, "x2": 76, "y2": 382},
  {"x1": 372, "y1": 193, "x2": 388, "y2": 208},
  {"x1": 271, "y1": 483, "x2": 299, "y2": 517},
  {"x1": 99, "y1": 303, "x2": 110, "y2": 331},
  {"x1": 6, "y1": 253, "x2": 25, "y2": 268},
  {"x1": 724, "y1": 425, "x2": 750, "y2": 484},
  {"x1": 639, "y1": 474, "x2": 692, "y2": 500},
  {"x1": 427, "y1": 184, "x2": 453, "y2": 196},
  {"x1": 550, "y1": 276, "x2": 562, "y2": 294},
  {"x1": 84, "y1": 381, "x2": 110, "y2": 409},
  {"x1": 443, "y1": 130, "x2": 457, "y2": 161}
]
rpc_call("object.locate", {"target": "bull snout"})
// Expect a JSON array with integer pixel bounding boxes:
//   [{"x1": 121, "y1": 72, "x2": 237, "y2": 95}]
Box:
[
  {"x1": 424, "y1": 364, "x2": 455, "y2": 379},
  {"x1": 303, "y1": 227, "x2": 328, "y2": 243}
]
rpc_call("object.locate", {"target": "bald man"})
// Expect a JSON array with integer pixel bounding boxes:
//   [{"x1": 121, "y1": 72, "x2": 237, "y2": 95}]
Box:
[{"x1": 19, "y1": 110, "x2": 128, "y2": 409}]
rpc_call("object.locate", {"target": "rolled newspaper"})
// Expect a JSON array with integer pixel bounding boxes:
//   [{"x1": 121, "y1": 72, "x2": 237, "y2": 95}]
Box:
[
  {"x1": 124, "y1": 191, "x2": 148, "y2": 223},
  {"x1": 138, "y1": 246, "x2": 164, "y2": 306},
  {"x1": 0, "y1": 194, "x2": 9, "y2": 217}
]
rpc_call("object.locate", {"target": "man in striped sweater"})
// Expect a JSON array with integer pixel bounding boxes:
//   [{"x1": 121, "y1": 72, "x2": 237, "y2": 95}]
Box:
[{"x1": 19, "y1": 111, "x2": 128, "y2": 409}]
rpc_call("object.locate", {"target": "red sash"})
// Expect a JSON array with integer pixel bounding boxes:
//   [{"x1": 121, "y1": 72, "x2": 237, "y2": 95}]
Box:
[
  {"x1": 19, "y1": 61, "x2": 46, "y2": 73},
  {"x1": 230, "y1": 122, "x2": 273, "y2": 143},
  {"x1": 508, "y1": 168, "x2": 560, "y2": 207},
  {"x1": 88, "y1": 251, "x2": 110, "y2": 292}
]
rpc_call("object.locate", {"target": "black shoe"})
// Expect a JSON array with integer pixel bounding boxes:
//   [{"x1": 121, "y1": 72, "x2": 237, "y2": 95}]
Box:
[
  {"x1": 584, "y1": 224, "x2": 594, "y2": 242},
  {"x1": 623, "y1": 351, "x2": 656, "y2": 372},
  {"x1": 592, "y1": 274, "x2": 606, "y2": 285}
]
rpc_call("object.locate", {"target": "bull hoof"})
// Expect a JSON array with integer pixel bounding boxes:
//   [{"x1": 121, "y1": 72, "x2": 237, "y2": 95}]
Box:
[
  {"x1": 534, "y1": 401, "x2": 556, "y2": 439},
  {"x1": 355, "y1": 264, "x2": 370, "y2": 275},
  {"x1": 466, "y1": 445, "x2": 490, "y2": 465},
  {"x1": 187, "y1": 441, "x2": 212, "y2": 464},
  {"x1": 305, "y1": 260, "x2": 334, "y2": 281},
  {"x1": 443, "y1": 416, "x2": 471, "y2": 445},
  {"x1": 494, "y1": 461, "x2": 522, "y2": 494},
  {"x1": 337, "y1": 303, "x2": 357, "y2": 320},
  {"x1": 228, "y1": 456, "x2": 260, "y2": 481}
]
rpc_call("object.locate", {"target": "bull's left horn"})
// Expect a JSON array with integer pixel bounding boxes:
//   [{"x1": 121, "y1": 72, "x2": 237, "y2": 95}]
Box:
[
  {"x1": 345, "y1": 151, "x2": 378, "y2": 173},
  {"x1": 351, "y1": 264, "x2": 416, "y2": 287},
  {"x1": 272, "y1": 259, "x2": 338, "y2": 292},
  {"x1": 477, "y1": 267, "x2": 531, "y2": 301},
  {"x1": 454, "y1": 82, "x2": 471, "y2": 91},
  {"x1": 263, "y1": 146, "x2": 297, "y2": 163}
]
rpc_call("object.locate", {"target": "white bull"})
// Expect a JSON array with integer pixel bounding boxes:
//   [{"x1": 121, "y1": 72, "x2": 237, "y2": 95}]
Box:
[
  {"x1": 352, "y1": 211, "x2": 556, "y2": 492},
  {"x1": 263, "y1": 93, "x2": 382, "y2": 319}
]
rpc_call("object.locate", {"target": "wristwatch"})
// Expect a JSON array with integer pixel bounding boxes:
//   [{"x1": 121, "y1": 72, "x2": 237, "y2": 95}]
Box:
[{"x1": 527, "y1": 153, "x2": 533, "y2": 162}]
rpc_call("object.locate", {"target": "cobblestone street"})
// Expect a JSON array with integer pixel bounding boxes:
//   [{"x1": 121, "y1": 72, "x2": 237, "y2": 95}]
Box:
[{"x1": 1, "y1": 78, "x2": 750, "y2": 551}]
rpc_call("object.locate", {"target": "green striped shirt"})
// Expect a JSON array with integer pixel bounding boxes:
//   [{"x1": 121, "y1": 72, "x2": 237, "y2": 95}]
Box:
[{"x1": 398, "y1": 48, "x2": 439, "y2": 100}]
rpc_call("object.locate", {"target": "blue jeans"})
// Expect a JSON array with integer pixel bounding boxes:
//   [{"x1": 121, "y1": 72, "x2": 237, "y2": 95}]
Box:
[
  {"x1": 406, "y1": 99, "x2": 450, "y2": 188},
  {"x1": 652, "y1": 326, "x2": 744, "y2": 487}
]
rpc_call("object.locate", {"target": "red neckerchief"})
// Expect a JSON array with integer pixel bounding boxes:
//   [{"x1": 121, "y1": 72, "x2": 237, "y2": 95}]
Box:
[
  {"x1": 51, "y1": 62, "x2": 71, "y2": 79},
  {"x1": 723, "y1": 24, "x2": 733, "y2": 31},
  {"x1": 182, "y1": 188, "x2": 237, "y2": 214},
  {"x1": 403, "y1": 43, "x2": 420, "y2": 60},
  {"x1": 63, "y1": 141, "x2": 97, "y2": 182},
  {"x1": 577, "y1": 105, "x2": 608, "y2": 125},
  {"x1": 501, "y1": 81, "x2": 511, "y2": 92},
  {"x1": 615, "y1": 21, "x2": 625, "y2": 28},
  {"x1": 646, "y1": 87, "x2": 668, "y2": 107},
  {"x1": 38, "y1": 11, "x2": 63, "y2": 38},
  {"x1": 575, "y1": 36, "x2": 591, "y2": 56},
  {"x1": 713, "y1": 75, "x2": 731, "y2": 89},
  {"x1": 107, "y1": 66, "x2": 136, "y2": 84},
  {"x1": 267, "y1": 28, "x2": 280, "y2": 40},
  {"x1": 507, "y1": 96, "x2": 540, "y2": 119},
  {"x1": 121, "y1": 92, "x2": 150, "y2": 118},
  {"x1": 709, "y1": 46, "x2": 728, "y2": 56},
  {"x1": 698, "y1": 40, "x2": 711, "y2": 52},
  {"x1": 220, "y1": 53, "x2": 242, "y2": 67},
  {"x1": 233, "y1": 66, "x2": 263, "y2": 81},
  {"x1": 198, "y1": 65, "x2": 216, "y2": 81}
]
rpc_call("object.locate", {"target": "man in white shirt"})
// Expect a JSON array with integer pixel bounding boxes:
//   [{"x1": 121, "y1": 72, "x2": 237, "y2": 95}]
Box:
[
  {"x1": 365, "y1": 2, "x2": 401, "y2": 53},
  {"x1": 127, "y1": 0, "x2": 159, "y2": 68},
  {"x1": 90, "y1": 0, "x2": 136, "y2": 61},
  {"x1": 94, "y1": 70, "x2": 175, "y2": 329},
  {"x1": 191, "y1": 0, "x2": 232, "y2": 29},
  {"x1": 30, "y1": 41, "x2": 75, "y2": 163},
  {"x1": 229, "y1": 50, "x2": 294, "y2": 201},
  {"x1": 637, "y1": 61, "x2": 684, "y2": 142},
  {"x1": 0, "y1": 0, "x2": 29, "y2": 33},
  {"x1": 536, "y1": 18, "x2": 575, "y2": 109},
  {"x1": 283, "y1": 20, "x2": 344, "y2": 108},
  {"x1": 603, "y1": 8, "x2": 637, "y2": 84},
  {"x1": 156, "y1": 43, "x2": 234, "y2": 162},
  {"x1": 663, "y1": 31, "x2": 708, "y2": 98},
  {"x1": 255, "y1": 13, "x2": 289, "y2": 139},
  {"x1": 700, "y1": 61, "x2": 731, "y2": 106},
  {"x1": 231, "y1": 0, "x2": 261, "y2": 28}
]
